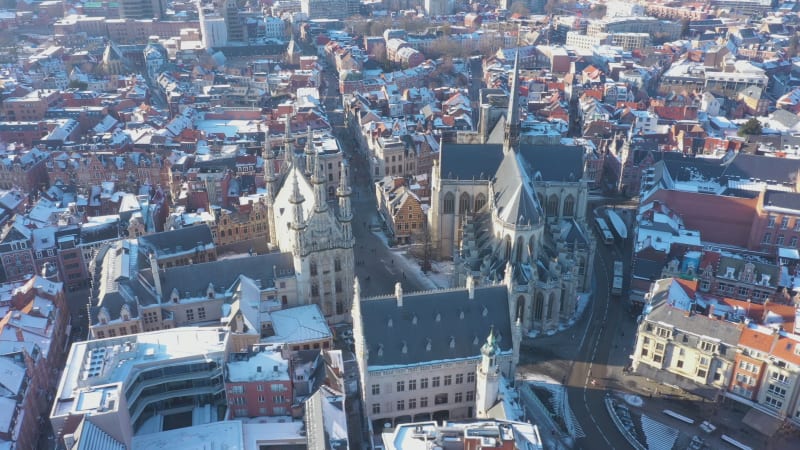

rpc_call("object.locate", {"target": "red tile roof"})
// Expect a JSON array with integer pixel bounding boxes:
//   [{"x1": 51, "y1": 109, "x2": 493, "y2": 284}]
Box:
[{"x1": 649, "y1": 190, "x2": 758, "y2": 249}]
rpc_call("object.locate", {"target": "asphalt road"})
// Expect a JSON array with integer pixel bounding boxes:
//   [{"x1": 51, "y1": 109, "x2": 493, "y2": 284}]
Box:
[
  {"x1": 567, "y1": 237, "x2": 631, "y2": 450},
  {"x1": 320, "y1": 66, "x2": 425, "y2": 298}
]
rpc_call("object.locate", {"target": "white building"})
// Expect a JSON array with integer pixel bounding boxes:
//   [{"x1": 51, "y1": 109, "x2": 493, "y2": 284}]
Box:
[
  {"x1": 605, "y1": 1, "x2": 645, "y2": 18},
  {"x1": 630, "y1": 279, "x2": 742, "y2": 399},
  {"x1": 263, "y1": 16, "x2": 286, "y2": 39},
  {"x1": 199, "y1": 4, "x2": 228, "y2": 49},
  {"x1": 51, "y1": 327, "x2": 229, "y2": 447},
  {"x1": 352, "y1": 277, "x2": 521, "y2": 430},
  {"x1": 264, "y1": 128, "x2": 355, "y2": 323}
]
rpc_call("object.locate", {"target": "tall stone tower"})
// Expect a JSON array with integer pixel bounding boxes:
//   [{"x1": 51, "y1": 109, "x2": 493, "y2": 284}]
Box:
[
  {"x1": 270, "y1": 138, "x2": 355, "y2": 323},
  {"x1": 475, "y1": 327, "x2": 501, "y2": 418}
]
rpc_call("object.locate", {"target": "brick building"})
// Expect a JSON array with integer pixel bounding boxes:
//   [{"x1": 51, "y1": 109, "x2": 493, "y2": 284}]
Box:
[{"x1": 225, "y1": 346, "x2": 294, "y2": 418}]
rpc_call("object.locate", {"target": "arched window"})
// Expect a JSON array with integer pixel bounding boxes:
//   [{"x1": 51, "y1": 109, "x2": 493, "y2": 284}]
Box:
[
  {"x1": 547, "y1": 194, "x2": 559, "y2": 217},
  {"x1": 537, "y1": 193, "x2": 545, "y2": 209},
  {"x1": 334, "y1": 258, "x2": 342, "y2": 272},
  {"x1": 458, "y1": 192, "x2": 471, "y2": 214},
  {"x1": 528, "y1": 236, "x2": 536, "y2": 260},
  {"x1": 443, "y1": 192, "x2": 455, "y2": 214},
  {"x1": 475, "y1": 193, "x2": 487, "y2": 211},
  {"x1": 327, "y1": 186, "x2": 335, "y2": 199},
  {"x1": 516, "y1": 296, "x2": 525, "y2": 320},
  {"x1": 515, "y1": 236, "x2": 524, "y2": 262},
  {"x1": 548, "y1": 293, "x2": 557, "y2": 320},
  {"x1": 310, "y1": 261, "x2": 318, "y2": 276},
  {"x1": 534, "y1": 293, "x2": 544, "y2": 320},
  {"x1": 563, "y1": 195, "x2": 575, "y2": 217},
  {"x1": 504, "y1": 235, "x2": 512, "y2": 260}
]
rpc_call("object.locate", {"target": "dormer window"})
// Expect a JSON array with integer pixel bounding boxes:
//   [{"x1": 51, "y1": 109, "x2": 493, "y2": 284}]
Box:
[
  {"x1": 700, "y1": 341, "x2": 718, "y2": 354},
  {"x1": 98, "y1": 308, "x2": 109, "y2": 325},
  {"x1": 725, "y1": 267, "x2": 735, "y2": 279},
  {"x1": 171, "y1": 288, "x2": 179, "y2": 303},
  {"x1": 207, "y1": 283, "x2": 215, "y2": 299}
]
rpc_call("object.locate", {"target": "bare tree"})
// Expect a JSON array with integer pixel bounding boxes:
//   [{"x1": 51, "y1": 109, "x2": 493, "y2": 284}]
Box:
[{"x1": 410, "y1": 223, "x2": 433, "y2": 273}]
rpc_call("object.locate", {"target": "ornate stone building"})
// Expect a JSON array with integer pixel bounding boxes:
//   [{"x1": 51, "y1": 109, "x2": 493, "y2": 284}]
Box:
[
  {"x1": 265, "y1": 128, "x2": 356, "y2": 323},
  {"x1": 428, "y1": 52, "x2": 596, "y2": 335}
]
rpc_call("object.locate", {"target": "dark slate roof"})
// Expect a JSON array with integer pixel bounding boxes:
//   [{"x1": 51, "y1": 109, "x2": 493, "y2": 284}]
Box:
[
  {"x1": 646, "y1": 300, "x2": 743, "y2": 347},
  {"x1": 137, "y1": 225, "x2": 214, "y2": 259},
  {"x1": 215, "y1": 43, "x2": 288, "y2": 57},
  {"x1": 439, "y1": 143, "x2": 504, "y2": 180},
  {"x1": 764, "y1": 190, "x2": 800, "y2": 211},
  {"x1": 194, "y1": 156, "x2": 237, "y2": 172},
  {"x1": 440, "y1": 143, "x2": 585, "y2": 183},
  {"x1": 492, "y1": 151, "x2": 541, "y2": 226},
  {"x1": 661, "y1": 152, "x2": 726, "y2": 183},
  {"x1": 519, "y1": 144, "x2": 584, "y2": 182},
  {"x1": 359, "y1": 286, "x2": 512, "y2": 367},
  {"x1": 79, "y1": 221, "x2": 120, "y2": 244},
  {"x1": 724, "y1": 153, "x2": 800, "y2": 184},
  {"x1": 632, "y1": 258, "x2": 665, "y2": 281},
  {"x1": 141, "y1": 252, "x2": 295, "y2": 305}
]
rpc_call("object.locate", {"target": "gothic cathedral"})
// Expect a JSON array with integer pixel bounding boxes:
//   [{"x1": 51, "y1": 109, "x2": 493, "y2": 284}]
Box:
[{"x1": 428, "y1": 51, "x2": 596, "y2": 335}]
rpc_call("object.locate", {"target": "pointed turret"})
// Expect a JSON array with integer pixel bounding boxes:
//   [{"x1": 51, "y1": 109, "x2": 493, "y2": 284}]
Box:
[
  {"x1": 311, "y1": 146, "x2": 328, "y2": 212},
  {"x1": 304, "y1": 125, "x2": 314, "y2": 176},
  {"x1": 289, "y1": 169, "x2": 306, "y2": 231},
  {"x1": 504, "y1": 50, "x2": 521, "y2": 153},
  {"x1": 337, "y1": 160, "x2": 353, "y2": 242},
  {"x1": 283, "y1": 114, "x2": 293, "y2": 169},
  {"x1": 263, "y1": 130, "x2": 277, "y2": 201}
]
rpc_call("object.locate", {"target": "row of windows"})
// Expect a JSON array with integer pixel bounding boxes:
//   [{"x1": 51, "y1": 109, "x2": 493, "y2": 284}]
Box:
[
  {"x1": 229, "y1": 384, "x2": 287, "y2": 394},
  {"x1": 372, "y1": 373, "x2": 474, "y2": 395},
  {"x1": 442, "y1": 192, "x2": 487, "y2": 215},
  {"x1": 371, "y1": 391, "x2": 475, "y2": 414},
  {"x1": 94, "y1": 324, "x2": 140, "y2": 339},
  {"x1": 310, "y1": 259, "x2": 342, "y2": 275},
  {"x1": 762, "y1": 232, "x2": 798, "y2": 247},
  {"x1": 185, "y1": 307, "x2": 206, "y2": 322},
  {"x1": 234, "y1": 406, "x2": 286, "y2": 417},
  {"x1": 767, "y1": 215, "x2": 800, "y2": 231}
]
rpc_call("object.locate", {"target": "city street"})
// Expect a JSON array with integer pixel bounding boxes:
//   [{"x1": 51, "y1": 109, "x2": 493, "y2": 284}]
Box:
[
  {"x1": 518, "y1": 205, "x2": 639, "y2": 449},
  {"x1": 320, "y1": 64, "x2": 425, "y2": 298}
]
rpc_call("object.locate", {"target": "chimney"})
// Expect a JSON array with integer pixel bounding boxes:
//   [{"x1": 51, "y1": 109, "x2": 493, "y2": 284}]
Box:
[
  {"x1": 466, "y1": 275, "x2": 475, "y2": 299},
  {"x1": 395, "y1": 282, "x2": 403, "y2": 307}
]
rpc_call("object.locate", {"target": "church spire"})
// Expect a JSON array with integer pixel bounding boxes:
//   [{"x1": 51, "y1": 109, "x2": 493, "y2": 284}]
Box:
[
  {"x1": 504, "y1": 50, "x2": 521, "y2": 153},
  {"x1": 304, "y1": 125, "x2": 314, "y2": 176},
  {"x1": 263, "y1": 130, "x2": 277, "y2": 202},
  {"x1": 311, "y1": 145, "x2": 328, "y2": 212},
  {"x1": 289, "y1": 167, "x2": 306, "y2": 231},
  {"x1": 283, "y1": 114, "x2": 293, "y2": 170},
  {"x1": 337, "y1": 160, "x2": 353, "y2": 243}
]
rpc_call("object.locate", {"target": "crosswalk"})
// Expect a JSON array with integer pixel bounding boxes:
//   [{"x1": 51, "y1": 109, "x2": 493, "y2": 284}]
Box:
[{"x1": 641, "y1": 414, "x2": 679, "y2": 450}]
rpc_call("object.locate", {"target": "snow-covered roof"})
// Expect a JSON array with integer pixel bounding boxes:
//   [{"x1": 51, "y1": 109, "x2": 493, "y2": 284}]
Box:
[
  {"x1": 0, "y1": 357, "x2": 24, "y2": 397},
  {"x1": 227, "y1": 346, "x2": 290, "y2": 382},
  {"x1": 263, "y1": 304, "x2": 331, "y2": 345},
  {"x1": 131, "y1": 420, "x2": 243, "y2": 450}
]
